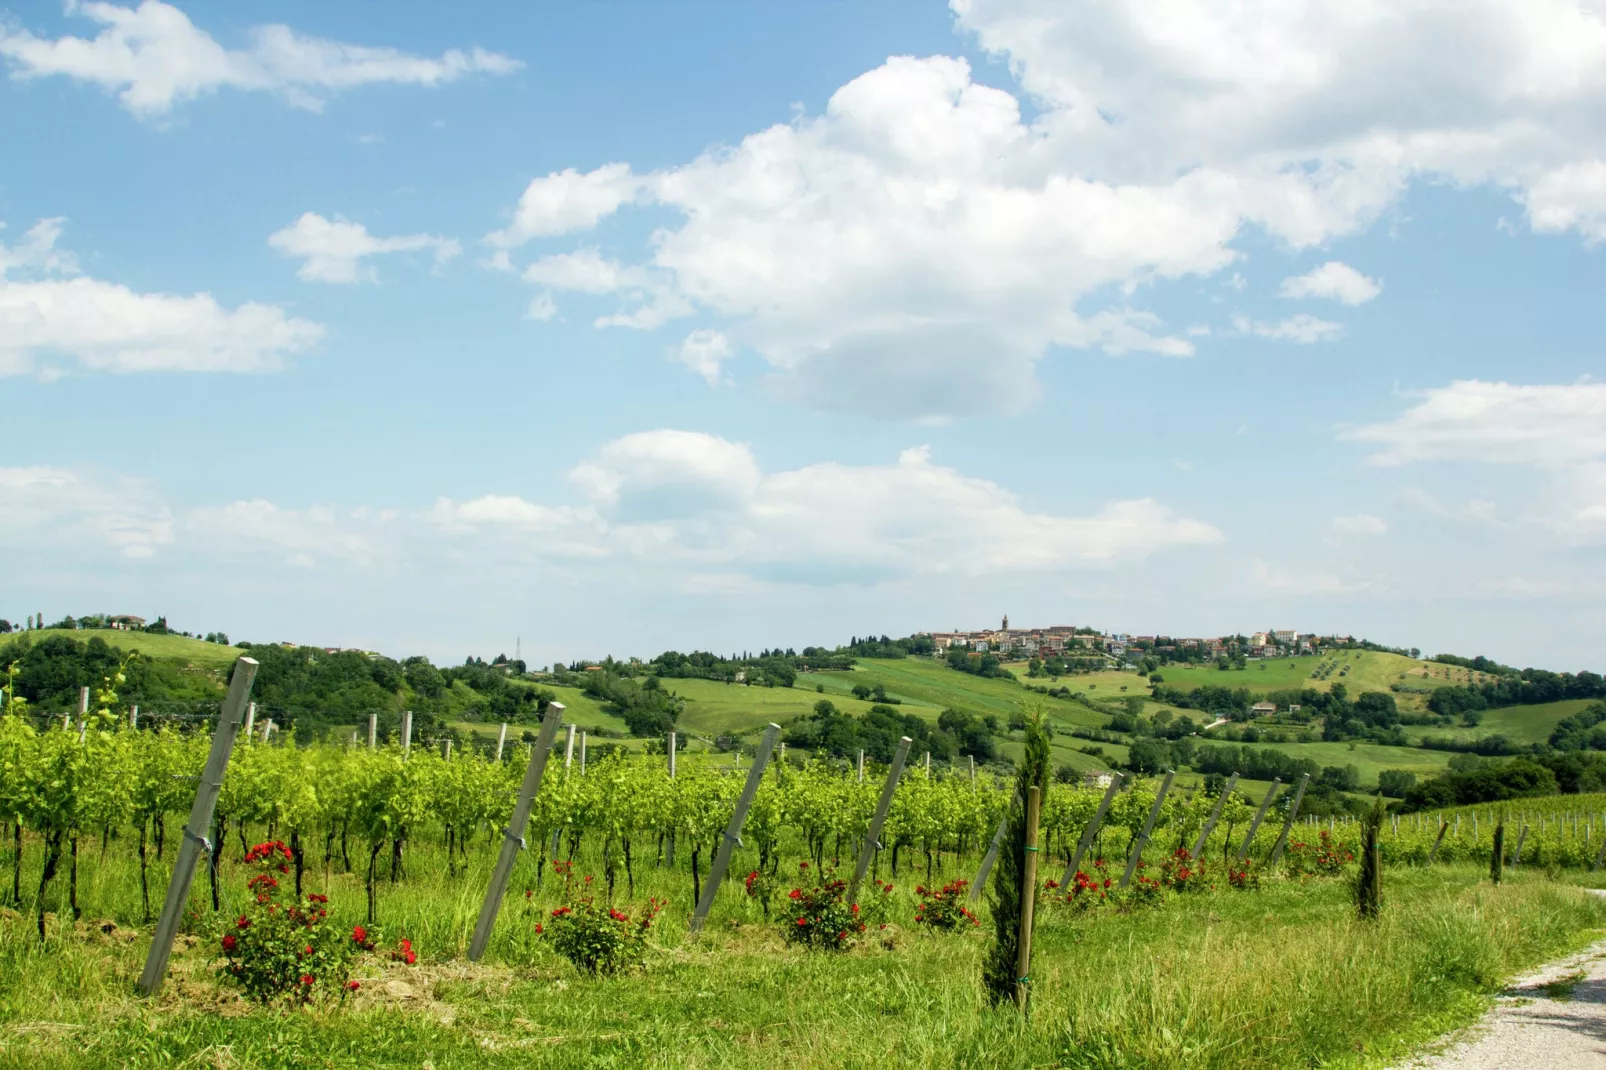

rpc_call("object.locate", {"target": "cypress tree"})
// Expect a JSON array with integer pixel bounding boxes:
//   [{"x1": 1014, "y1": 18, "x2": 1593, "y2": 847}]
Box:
[
  {"x1": 1491, "y1": 816, "x2": 1504, "y2": 886},
  {"x1": 1356, "y1": 796, "x2": 1384, "y2": 920},
  {"x1": 982, "y1": 706, "x2": 1051, "y2": 1006}
]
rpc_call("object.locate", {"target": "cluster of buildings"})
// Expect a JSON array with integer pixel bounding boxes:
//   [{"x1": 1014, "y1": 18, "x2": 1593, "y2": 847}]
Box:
[{"x1": 926, "y1": 617, "x2": 1325, "y2": 662}]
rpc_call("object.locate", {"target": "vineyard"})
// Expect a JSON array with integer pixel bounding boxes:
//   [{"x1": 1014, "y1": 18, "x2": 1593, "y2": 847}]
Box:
[{"x1": 6, "y1": 666, "x2": 1606, "y2": 1068}]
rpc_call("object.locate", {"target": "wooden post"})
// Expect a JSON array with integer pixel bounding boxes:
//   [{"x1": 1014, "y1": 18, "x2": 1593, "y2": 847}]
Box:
[
  {"x1": 1427, "y1": 821, "x2": 1449, "y2": 864},
  {"x1": 1189, "y1": 773, "x2": 1238, "y2": 860},
  {"x1": 969, "y1": 805, "x2": 1012, "y2": 903},
  {"x1": 137, "y1": 657, "x2": 258, "y2": 997},
  {"x1": 850, "y1": 736, "x2": 913, "y2": 903},
  {"x1": 243, "y1": 702, "x2": 256, "y2": 741},
  {"x1": 467, "y1": 702, "x2": 565, "y2": 962},
  {"x1": 1016, "y1": 785, "x2": 1042, "y2": 1011},
  {"x1": 1267, "y1": 773, "x2": 1311, "y2": 866},
  {"x1": 1511, "y1": 824, "x2": 1528, "y2": 866},
  {"x1": 368, "y1": 713, "x2": 377, "y2": 749},
  {"x1": 1235, "y1": 778, "x2": 1282, "y2": 866},
  {"x1": 1119, "y1": 770, "x2": 1173, "y2": 889},
  {"x1": 495, "y1": 723, "x2": 507, "y2": 762},
  {"x1": 689, "y1": 723, "x2": 781, "y2": 934},
  {"x1": 1061, "y1": 774, "x2": 1125, "y2": 886}
]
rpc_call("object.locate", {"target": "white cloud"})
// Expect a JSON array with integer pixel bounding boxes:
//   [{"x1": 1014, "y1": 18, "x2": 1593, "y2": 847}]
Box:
[
  {"x1": 0, "y1": 217, "x2": 322, "y2": 375},
  {"x1": 525, "y1": 292, "x2": 557, "y2": 321},
  {"x1": 0, "y1": 0, "x2": 519, "y2": 116},
  {"x1": 486, "y1": 164, "x2": 644, "y2": 247},
  {"x1": 1279, "y1": 262, "x2": 1382, "y2": 305},
  {"x1": 268, "y1": 213, "x2": 460, "y2": 284},
  {"x1": 521, "y1": 248, "x2": 638, "y2": 294},
  {"x1": 1249, "y1": 558, "x2": 1375, "y2": 596},
  {"x1": 0, "y1": 466, "x2": 172, "y2": 558},
  {"x1": 1233, "y1": 313, "x2": 1344, "y2": 344},
  {"x1": 674, "y1": 329, "x2": 734, "y2": 386},
  {"x1": 1330, "y1": 513, "x2": 1387, "y2": 537},
  {"x1": 484, "y1": 1, "x2": 1606, "y2": 420},
  {"x1": 1344, "y1": 380, "x2": 1606, "y2": 467},
  {"x1": 186, "y1": 500, "x2": 379, "y2": 566}
]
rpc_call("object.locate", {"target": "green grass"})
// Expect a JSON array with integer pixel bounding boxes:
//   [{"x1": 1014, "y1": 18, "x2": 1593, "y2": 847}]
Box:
[
  {"x1": 1156, "y1": 656, "x2": 1322, "y2": 693},
  {"x1": 1198, "y1": 736, "x2": 1456, "y2": 782},
  {"x1": 1400, "y1": 699, "x2": 1595, "y2": 747},
  {"x1": 22, "y1": 628, "x2": 244, "y2": 668},
  {"x1": 3, "y1": 837, "x2": 1602, "y2": 1070}
]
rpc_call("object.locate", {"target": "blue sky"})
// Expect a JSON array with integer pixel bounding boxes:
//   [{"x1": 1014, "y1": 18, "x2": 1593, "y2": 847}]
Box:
[{"x1": 3, "y1": 0, "x2": 1605, "y2": 670}]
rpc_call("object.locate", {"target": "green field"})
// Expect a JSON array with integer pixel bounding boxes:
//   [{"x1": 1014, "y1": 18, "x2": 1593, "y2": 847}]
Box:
[
  {"x1": 1198, "y1": 736, "x2": 1456, "y2": 781},
  {"x1": 19, "y1": 627, "x2": 243, "y2": 668},
  {"x1": 1400, "y1": 699, "x2": 1594, "y2": 746},
  {"x1": 1155, "y1": 656, "x2": 1321, "y2": 693}
]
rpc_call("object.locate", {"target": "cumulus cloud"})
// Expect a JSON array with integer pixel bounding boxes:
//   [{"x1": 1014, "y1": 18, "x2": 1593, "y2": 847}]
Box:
[
  {"x1": 674, "y1": 329, "x2": 734, "y2": 386},
  {"x1": 1280, "y1": 262, "x2": 1382, "y2": 305},
  {"x1": 0, "y1": 466, "x2": 172, "y2": 558},
  {"x1": 1232, "y1": 313, "x2": 1345, "y2": 344},
  {"x1": 268, "y1": 213, "x2": 460, "y2": 283},
  {"x1": 484, "y1": 1, "x2": 1606, "y2": 421},
  {"x1": 1343, "y1": 381, "x2": 1606, "y2": 467},
  {"x1": 0, "y1": 217, "x2": 322, "y2": 375},
  {"x1": 521, "y1": 248, "x2": 640, "y2": 294},
  {"x1": 0, "y1": 0, "x2": 519, "y2": 116},
  {"x1": 1250, "y1": 558, "x2": 1376, "y2": 596}
]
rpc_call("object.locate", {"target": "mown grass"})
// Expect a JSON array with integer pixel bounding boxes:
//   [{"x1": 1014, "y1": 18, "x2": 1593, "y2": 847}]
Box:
[
  {"x1": 24, "y1": 628, "x2": 242, "y2": 668},
  {"x1": 2, "y1": 824, "x2": 1603, "y2": 1069}
]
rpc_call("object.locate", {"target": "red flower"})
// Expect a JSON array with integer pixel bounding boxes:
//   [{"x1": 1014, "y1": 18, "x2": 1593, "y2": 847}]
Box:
[
  {"x1": 351, "y1": 925, "x2": 368, "y2": 945},
  {"x1": 303, "y1": 945, "x2": 313, "y2": 956},
  {"x1": 299, "y1": 974, "x2": 315, "y2": 987},
  {"x1": 534, "y1": 923, "x2": 544, "y2": 935},
  {"x1": 306, "y1": 893, "x2": 328, "y2": 904},
  {"x1": 796, "y1": 917, "x2": 807, "y2": 926},
  {"x1": 346, "y1": 980, "x2": 360, "y2": 992},
  {"x1": 221, "y1": 934, "x2": 237, "y2": 952},
  {"x1": 404, "y1": 951, "x2": 417, "y2": 965},
  {"x1": 236, "y1": 916, "x2": 251, "y2": 930}
]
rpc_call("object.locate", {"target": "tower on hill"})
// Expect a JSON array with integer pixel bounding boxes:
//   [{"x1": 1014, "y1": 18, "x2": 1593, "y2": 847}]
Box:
[{"x1": 1002, "y1": 613, "x2": 1009, "y2": 632}]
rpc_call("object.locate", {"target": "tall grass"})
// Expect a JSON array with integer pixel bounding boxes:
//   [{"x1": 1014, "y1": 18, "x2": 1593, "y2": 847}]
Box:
[{"x1": 2, "y1": 832, "x2": 1603, "y2": 1069}]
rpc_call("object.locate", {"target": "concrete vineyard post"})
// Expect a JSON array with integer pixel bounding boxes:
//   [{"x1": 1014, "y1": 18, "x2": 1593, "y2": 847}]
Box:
[
  {"x1": 850, "y1": 736, "x2": 913, "y2": 904},
  {"x1": 1061, "y1": 773, "x2": 1125, "y2": 887},
  {"x1": 969, "y1": 804, "x2": 1014, "y2": 903},
  {"x1": 129, "y1": 705, "x2": 138, "y2": 729},
  {"x1": 243, "y1": 702, "x2": 255, "y2": 742},
  {"x1": 580, "y1": 732, "x2": 587, "y2": 775},
  {"x1": 1235, "y1": 778, "x2": 1282, "y2": 866},
  {"x1": 1267, "y1": 774, "x2": 1311, "y2": 866},
  {"x1": 969, "y1": 755, "x2": 975, "y2": 784},
  {"x1": 1427, "y1": 821, "x2": 1449, "y2": 864},
  {"x1": 496, "y1": 723, "x2": 506, "y2": 762},
  {"x1": 1512, "y1": 824, "x2": 1528, "y2": 867},
  {"x1": 1592, "y1": 833, "x2": 1606, "y2": 873},
  {"x1": 857, "y1": 750, "x2": 864, "y2": 783},
  {"x1": 78, "y1": 686, "x2": 89, "y2": 718},
  {"x1": 666, "y1": 731, "x2": 677, "y2": 867},
  {"x1": 444, "y1": 740, "x2": 452, "y2": 761},
  {"x1": 564, "y1": 724, "x2": 576, "y2": 772},
  {"x1": 468, "y1": 702, "x2": 565, "y2": 962},
  {"x1": 925, "y1": 751, "x2": 931, "y2": 774},
  {"x1": 368, "y1": 714, "x2": 377, "y2": 749},
  {"x1": 1119, "y1": 770, "x2": 1174, "y2": 890},
  {"x1": 1016, "y1": 784, "x2": 1042, "y2": 1011},
  {"x1": 137, "y1": 657, "x2": 258, "y2": 997},
  {"x1": 401, "y1": 711, "x2": 412, "y2": 756},
  {"x1": 690, "y1": 723, "x2": 781, "y2": 934},
  {"x1": 1189, "y1": 773, "x2": 1238, "y2": 860}
]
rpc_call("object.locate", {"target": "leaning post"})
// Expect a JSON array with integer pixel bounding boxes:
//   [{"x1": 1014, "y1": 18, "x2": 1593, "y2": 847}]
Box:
[
  {"x1": 1061, "y1": 773, "x2": 1125, "y2": 887},
  {"x1": 1119, "y1": 770, "x2": 1174, "y2": 890},
  {"x1": 137, "y1": 657, "x2": 258, "y2": 997},
  {"x1": 1234, "y1": 778, "x2": 1282, "y2": 866},
  {"x1": 969, "y1": 802, "x2": 1014, "y2": 903},
  {"x1": 1189, "y1": 773, "x2": 1238, "y2": 860},
  {"x1": 1427, "y1": 820, "x2": 1450, "y2": 864},
  {"x1": 849, "y1": 736, "x2": 913, "y2": 903},
  {"x1": 1267, "y1": 773, "x2": 1311, "y2": 866},
  {"x1": 689, "y1": 723, "x2": 781, "y2": 934},
  {"x1": 495, "y1": 722, "x2": 507, "y2": 762},
  {"x1": 468, "y1": 702, "x2": 565, "y2": 962}
]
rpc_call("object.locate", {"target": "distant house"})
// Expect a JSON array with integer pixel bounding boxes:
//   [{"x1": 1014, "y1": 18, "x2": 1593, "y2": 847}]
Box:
[
  {"x1": 109, "y1": 614, "x2": 145, "y2": 630},
  {"x1": 1082, "y1": 771, "x2": 1115, "y2": 789},
  {"x1": 1251, "y1": 701, "x2": 1277, "y2": 718}
]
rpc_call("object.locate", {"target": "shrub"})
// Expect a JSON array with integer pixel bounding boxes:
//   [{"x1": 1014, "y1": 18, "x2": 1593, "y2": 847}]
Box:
[
  {"x1": 218, "y1": 840, "x2": 369, "y2": 1005},
  {"x1": 1226, "y1": 862, "x2": 1258, "y2": 890},
  {"x1": 1159, "y1": 849, "x2": 1209, "y2": 893},
  {"x1": 1127, "y1": 873, "x2": 1166, "y2": 907},
  {"x1": 744, "y1": 869, "x2": 776, "y2": 918},
  {"x1": 782, "y1": 864, "x2": 865, "y2": 950},
  {"x1": 1285, "y1": 830, "x2": 1355, "y2": 878},
  {"x1": 913, "y1": 879, "x2": 980, "y2": 931},
  {"x1": 1064, "y1": 861, "x2": 1113, "y2": 911},
  {"x1": 542, "y1": 877, "x2": 663, "y2": 976}
]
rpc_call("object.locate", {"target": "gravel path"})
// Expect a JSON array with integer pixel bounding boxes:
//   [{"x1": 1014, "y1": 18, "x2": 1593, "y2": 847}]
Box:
[{"x1": 1397, "y1": 891, "x2": 1606, "y2": 1069}]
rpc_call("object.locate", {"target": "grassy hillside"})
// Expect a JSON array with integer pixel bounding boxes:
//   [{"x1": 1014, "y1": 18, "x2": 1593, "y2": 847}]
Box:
[
  {"x1": 1399, "y1": 698, "x2": 1595, "y2": 746},
  {"x1": 24, "y1": 627, "x2": 243, "y2": 668}
]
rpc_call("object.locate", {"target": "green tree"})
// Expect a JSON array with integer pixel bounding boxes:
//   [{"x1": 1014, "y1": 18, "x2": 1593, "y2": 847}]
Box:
[{"x1": 982, "y1": 706, "x2": 1050, "y2": 1007}]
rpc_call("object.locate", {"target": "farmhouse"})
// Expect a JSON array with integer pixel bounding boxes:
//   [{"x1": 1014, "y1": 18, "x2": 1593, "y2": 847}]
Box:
[
  {"x1": 108, "y1": 614, "x2": 145, "y2": 630},
  {"x1": 1250, "y1": 701, "x2": 1277, "y2": 718}
]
